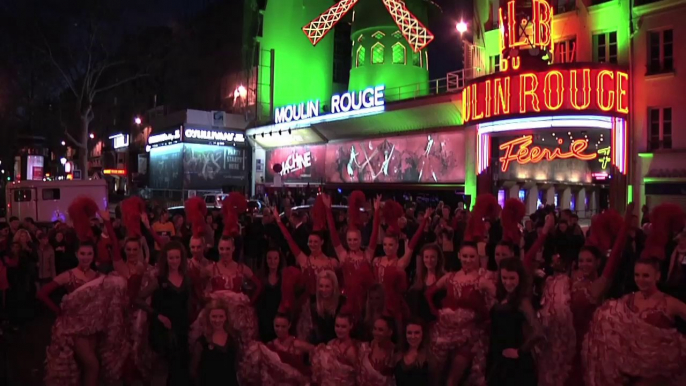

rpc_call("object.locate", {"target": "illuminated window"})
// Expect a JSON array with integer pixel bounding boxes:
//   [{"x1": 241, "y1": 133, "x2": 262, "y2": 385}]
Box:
[
  {"x1": 518, "y1": 189, "x2": 526, "y2": 202},
  {"x1": 554, "y1": 38, "x2": 576, "y2": 63},
  {"x1": 372, "y1": 43, "x2": 384, "y2": 64},
  {"x1": 557, "y1": 0, "x2": 575, "y2": 13},
  {"x1": 356, "y1": 45, "x2": 366, "y2": 67},
  {"x1": 392, "y1": 31, "x2": 402, "y2": 39},
  {"x1": 392, "y1": 43, "x2": 406, "y2": 64},
  {"x1": 490, "y1": 55, "x2": 501, "y2": 73},
  {"x1": 593, "y1": 31, "x2": 617, "y2": 64},
  {"x1": 648, "y1": 30, "x2": 673, "y2": 74},
  {"x1": 372, "y1": 31, "x2": 385, "y2": 40},
  {"x1": 648, "y1": 107, "x2": 672, "y2": 150},
  {"x1": 413, "y1": 50, "x2": 422, "y2": 67}
]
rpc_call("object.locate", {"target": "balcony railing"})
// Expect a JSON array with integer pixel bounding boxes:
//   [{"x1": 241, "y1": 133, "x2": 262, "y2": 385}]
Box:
[{"x1": 382, "y1": 67, "x2": 482, "y2": 102}]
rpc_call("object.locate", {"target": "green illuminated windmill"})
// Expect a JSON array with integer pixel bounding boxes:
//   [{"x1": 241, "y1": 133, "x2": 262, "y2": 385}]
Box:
[{"x1": 304, "y1": 0, "x2": 434, "y2": 99}]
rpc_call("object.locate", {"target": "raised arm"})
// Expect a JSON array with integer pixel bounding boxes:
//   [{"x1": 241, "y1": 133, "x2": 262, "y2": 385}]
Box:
[
  {"x1": 100, "y1": 210, "x2": 122, "y2": 262},
  {"x1": 523, "y1": 214, "x2": 554, "y2": 270},
  {"x1": 323, "y1": 194, "x2": 346, "y2": 261},
  {"x1": 398, "y1": 209, "x2": 432, "y2": 270},
  {"x1": 592, "y1": 203, "x2": 634, "y2": 299},
  {"x1": 134, "y1": 277, "x2": 160, "y2": 315},
  {"x1": 272, "y1": 207, "x2": 307, "y2": 267},
  {"x1": 425, "y1": 272, "x2": 450, "y2": 316},
  {"x1": 364, "y1": 195, "x2": 382, "y2": 262}
]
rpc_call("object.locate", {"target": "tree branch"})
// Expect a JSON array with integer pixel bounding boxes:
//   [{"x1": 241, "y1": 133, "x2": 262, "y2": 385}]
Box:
[
  {"x1": 37, "y1": 29, "x2": 79, "y2": 99},
  {"x1": 91, "y1": 73, "x2": 147, "y2": 100},
  {"x1": 63, "y1": 128, "x2": 85, "y2": 149}
]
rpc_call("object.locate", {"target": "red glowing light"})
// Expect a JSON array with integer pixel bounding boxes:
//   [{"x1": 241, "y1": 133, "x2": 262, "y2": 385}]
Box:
[
  {"x1": 499, "y1": 135, "x2": 598, "y2": 172},
  {"x1": 462, "y1": 66, "x2": 630, "y2": 124}
]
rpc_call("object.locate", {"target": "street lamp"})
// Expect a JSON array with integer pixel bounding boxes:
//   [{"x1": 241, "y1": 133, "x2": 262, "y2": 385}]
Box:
[
  {"x1": 134, "y1": 117, "x2": 142, "y2": 125},
  {"x1": 60, "y1": 157, "x2": 67, "y2": 165},
  {"x1": 61, "y1": 140, "x2": 66, "y2": 146},
  {"x1": 89, "y1": 133, "x2": 95, "y2": 139},
  {"x1": 456, "y1": 20, "x2": 468, "y2": 34}
]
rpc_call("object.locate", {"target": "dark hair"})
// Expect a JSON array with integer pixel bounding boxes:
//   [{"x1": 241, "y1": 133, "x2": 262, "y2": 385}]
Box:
[
  {"x1": 375, "y1": 315, "x2": 398, "y2": 343},
  {"x1": 335, "y1": 312, "x2": 355, "y2": 325},
  {"x1": 412, "y1": 244, "x2": 446, "y2": 290},
  {"x1": 558, "y1": 219, "x2": 568, "y2": 226},
  {"x1": 460, "y1": 241, "x2": 479, "y2": 252},
  {"x1": 562, "y1": 209, "x2": 573, "y2": 216},
  {"x1": 308, "y1": 230, "x2": 325, "y2": 240},
  {"x1": 571, "y1": 214, "x2": 579, "y2": 220},
  {"x1": 158, "y1": 240, "x2": 188, "y2": 278},
  {"x1": 579, "y1": 245, "x2": 603, "y2": 261},
  {"x1": 401, "y1": 317, "x2": 428, "y2": 361},
  {"x1": 260, "y1": 244, "x2": 285, "y2": 278},
  {"x1": 24, "y1": 217, "x2": 35, "y2": 224},
  {"x1": 274, "y1": 312, "x2": 292, "y2": 324},
  {"x1": 496, "y1": 241, "x2": 515, "y2": 252},
  {"x1": 497, "y1": 257, "x2": 530, "y2": 308},
  {"x1": 635, "y1": 257, "x2": 661, "y2": 272},
  {"x1": 9, "y1": 216, "x2": 19, "y2": 222}
]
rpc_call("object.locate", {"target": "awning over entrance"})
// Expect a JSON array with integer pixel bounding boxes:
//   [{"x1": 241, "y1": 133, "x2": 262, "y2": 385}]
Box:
[{"x1": 248, "y1": 93, "x2": 464, "y2": 148}]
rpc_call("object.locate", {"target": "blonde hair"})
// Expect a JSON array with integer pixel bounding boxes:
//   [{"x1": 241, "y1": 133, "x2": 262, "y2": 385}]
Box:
[
  {"x1": 13, "y1": 229, "x2": 32, "y2": 244},
  {"x1": 316, "y1": 270, "x2": 340, "y2": 317},
  {"x1": 201, "y1": 299, "x2": 231, "y2": 340}
]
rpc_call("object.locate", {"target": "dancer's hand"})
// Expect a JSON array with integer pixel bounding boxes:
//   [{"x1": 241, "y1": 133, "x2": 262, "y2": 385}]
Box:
[
  {"x1": 158, "y1": 315, "x2": 172, "y2": 329},
  {"x1": 373, "y1": 195, "x2": 382, "y2": 211},
  {"x1": 271, "y1": 207, "x2": 281, "y2": 222},
  {"x1": 140, "y1": 213, "x2": 151, "y2": 229},
  {"x1": 502, "y1": 348, "x2": 519, "y2": 359}
]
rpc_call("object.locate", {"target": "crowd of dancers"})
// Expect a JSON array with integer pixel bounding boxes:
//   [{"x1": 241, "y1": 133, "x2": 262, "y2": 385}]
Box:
[{"x1": 3, "y1": 189, "x2": 685, "y2": 385}]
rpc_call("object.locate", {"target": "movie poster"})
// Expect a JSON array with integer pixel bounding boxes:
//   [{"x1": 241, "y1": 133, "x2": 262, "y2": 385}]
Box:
[
  {"x1": 265, "y1": 145, "x2": 327, "y2": 183},
  {"x1": 182, "y1": 144, "x2": 248, "y2": 189},
  {"x1": 325, "y1": 131, "x2": 466, "y2": 183}
]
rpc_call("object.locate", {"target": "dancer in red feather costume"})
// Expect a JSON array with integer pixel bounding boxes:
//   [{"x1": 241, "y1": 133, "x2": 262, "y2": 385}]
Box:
[
  {"x1": 38, "y1": 197, "x2": 130, "y2": 386},
  {"x1": 583, "y1": 203, "x2": 686, "y2": 386},
  {"x1": 323, "y1": 191, "x2": 377, "y2": 320}
]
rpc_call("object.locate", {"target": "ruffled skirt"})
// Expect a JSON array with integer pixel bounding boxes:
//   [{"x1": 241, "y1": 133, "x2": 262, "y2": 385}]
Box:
[
  {"x1": 311, "y1": 343, "x2": 358, "y2": 386},
  {"x1": 239, "y1": 341, "x2": 310, "y2": 386},
  {"x1": 583, "y1": 296, "x2": 686, "y2": 386},
  {"x1": 45, "y1": 275, "x2": 130, "y2": 386},
  {"x1": 430, "y1": 307, "x2": 488, "y2": 386}
]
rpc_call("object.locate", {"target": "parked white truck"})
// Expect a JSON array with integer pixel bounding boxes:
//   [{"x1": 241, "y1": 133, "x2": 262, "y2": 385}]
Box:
[{"x1": 5, "y1": 180, "x2": 108, "y2": 224}]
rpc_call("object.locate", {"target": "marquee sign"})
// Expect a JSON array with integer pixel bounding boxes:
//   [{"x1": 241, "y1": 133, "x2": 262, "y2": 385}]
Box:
[
  {"x1": 463, "y1": 66, "x2": 629, "y2": 124},
  {"x1": 499, "y1": 135, "x2": 597, "y2": 172},
  {"x1": 274, "y1": 85, "x2": 385, "y2": 124},
  {"x1": 184, "y1": 128, "x2": 245, "y2": 144}
]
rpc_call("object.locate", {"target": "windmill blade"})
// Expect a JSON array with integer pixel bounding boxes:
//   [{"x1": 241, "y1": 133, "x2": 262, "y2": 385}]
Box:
[
  {"x1": 303, "y1": 0, "x2": 360, "y2": 46},
  {"x1": 382, "y1": 0, "x2": 435, "y2": 52}
]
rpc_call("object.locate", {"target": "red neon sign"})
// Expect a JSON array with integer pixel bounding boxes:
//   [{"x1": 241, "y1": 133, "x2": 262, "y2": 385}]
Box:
[
  {"x1": 103, "y1": 169, "x2": 126, "y2": 175},
  {"x1": 499, "y1": 136, "x2": 597, "y2": 172},
  {"x1": 462, "y1": 66, "x2": 629, "y2": 124},
  {"x1": 501, "y1": 0, "x2": 554, "y2": 54}
]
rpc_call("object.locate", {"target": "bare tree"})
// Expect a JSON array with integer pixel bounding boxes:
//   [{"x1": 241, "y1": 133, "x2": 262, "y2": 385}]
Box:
[{"x1": 32, "y1": 0, "x2": 149, "y2": 173}]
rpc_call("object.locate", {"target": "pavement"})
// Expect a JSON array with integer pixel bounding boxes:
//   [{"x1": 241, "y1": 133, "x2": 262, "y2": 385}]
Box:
[{"x1": 0, "y1": 313, "x2": 53, "y2": 386}]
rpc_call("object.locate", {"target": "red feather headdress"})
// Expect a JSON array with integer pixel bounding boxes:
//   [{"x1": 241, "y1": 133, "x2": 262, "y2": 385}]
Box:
[
  {"x1": 68, "y1": 196, "x2": 100, "y2": 243},
  {"x1": 185, "y1": 196, "x2": 208, "y2": 238},
  {"x1": 642, "y1": 203, "x2": 685, "y2": 260},
  {"x1": 347, "y1": 190, "x2": 366, "y2": 231},
  {"x1": 501, "y1": 198, "x2": 526, "y2": 244},
  {"x1": 465, "y1": 194, "x2": 500, "y2": 242},
  {"x1": 383, "y1": 200, "x2": 404, "y2": 237},
  {"x1": 586, "y1": 209, "x2": 624, "y2": 251},
  {"x1": 121, "y1": 196, "x2": 146, "y2": 238},
  {"x1": 312, "y1": 194, "x2": 327, "y2": 231},
  {"x1": 221, "y1": 192, "x2": 247, "y2": 237}
]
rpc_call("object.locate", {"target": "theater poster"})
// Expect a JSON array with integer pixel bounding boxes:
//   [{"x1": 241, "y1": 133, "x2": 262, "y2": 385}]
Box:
[
  {"x1": 325, "y1": 131, "x2": 466, "y2": 184},
  {"x1": 265, "y1": 145, "x2": 327, "y2": 183},
  {"x1": 182, "y1": 143, "x2": 248, "y2": 189}
]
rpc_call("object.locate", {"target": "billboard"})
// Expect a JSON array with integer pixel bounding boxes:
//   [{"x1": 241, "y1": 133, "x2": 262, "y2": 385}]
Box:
[
  {"x1": 182, "y1": 143, "x2": 248, "y2": 189},
  {"x1": 325, "y1": 131, "x2": 466, "y2": 184},
  {"x1": 149, "y1": 144, "x2": 184, "y2": 190},
  {"x1": 265, "y1": 144, "x2": 327, "y2": 183}
]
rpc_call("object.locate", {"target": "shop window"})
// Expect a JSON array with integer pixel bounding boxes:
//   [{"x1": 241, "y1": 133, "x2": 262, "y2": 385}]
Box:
[
  {"x1": 356, "y1": 45, "x2": 366, "y2": 67},
  {"x1": 372, "y1": 31, "x2": 385, "y2": 40},
  {"x1": 372, "y1": 43, "x2": 385, "y2": 64},
  {"x1": 13, "y1": 189, "x2": 32, "y2": 202},
  {"x1": 490, "y1": 55, "x2": 501, "y2": 73},
  {"x1": 42, "y1": 189, "x2": 61, "y2": 200},
  {"x1": 593, "y1": 31, "x2": 617, "y2": 64},
  {"x1": 554, "y1": 38, "x2": 576, "y2": 63},
  {"x1": 392, "y1": 43, "x2": 406, "y2": 64},
  {"x1": 648, "y1": 29, "x2": 673, "y2": 74},
  {"x1": 554, "y1": 193, "x2": 559, "y2": 208},
  {"x1": 518, "y1": 189, "x2": 526, "y2": 202},
  {"x1": 648, "y1": 107, "x2": 672, "y2": 150}
]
